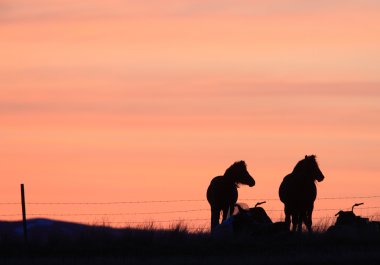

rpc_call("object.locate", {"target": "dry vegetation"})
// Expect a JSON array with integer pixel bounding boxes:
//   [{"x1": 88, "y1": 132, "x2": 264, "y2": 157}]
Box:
[{"x1": 0, "y1": 219, "x2": 380, "y2": 265}]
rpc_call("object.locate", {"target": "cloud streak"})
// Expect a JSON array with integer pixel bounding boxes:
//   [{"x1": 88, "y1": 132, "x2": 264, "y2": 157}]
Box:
[
  {"x1": 2, "y1": 0, "x2": 380, "y2": 22},
  {"x1": 1, "y1": 1, "x2": 380, "y2": 222}
]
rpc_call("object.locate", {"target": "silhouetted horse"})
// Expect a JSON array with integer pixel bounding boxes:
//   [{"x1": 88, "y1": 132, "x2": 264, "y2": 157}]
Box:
[
  {"x1": 279, "y1": 155, "x2": 325, "y2": 233},
  {"x1": 207, "y1": 161, "x2": 255, "y2": 231}
]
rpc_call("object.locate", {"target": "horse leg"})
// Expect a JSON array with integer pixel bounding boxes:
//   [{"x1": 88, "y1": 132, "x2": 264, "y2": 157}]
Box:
[
  {"x1": 222, "y1": 205, "x2": 233, "y2": 221},
  {"x1": 284, "y1": 205, "x2": 291, "y2": 231},
  {"x1": 297, "y1": 213, "x2": 304, "y2": 233},
  {"x1": 210, "y1": 208, "x2": 220, "y2": 232},
  {"x1": 304, "y1": 215, "x2": 313, "y2": 233},
  {"x1": 300, "y1": 211, "x2": 309, "y2": 233},
  {"x1": 305, "y1": 206, "x2": 314, "y2": 233},
  {"x1": 291, "y1": 213, "x2": 298, "y2": 233},
  {"x1": 291, "y1": 212, "x2": 302, "y2": 233}
]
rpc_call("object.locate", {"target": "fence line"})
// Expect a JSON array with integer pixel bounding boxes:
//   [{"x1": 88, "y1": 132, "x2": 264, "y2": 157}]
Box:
[
  {"x1": 93, "y1": 215, "x2": 380, "y2": 225},
  {"x1": 0, "y1": 200, "x2": 206, "y2": 205},
  {"x1": 1, "y1": 206, "x2": 380, "y2": 218},
  {"x1": 1, "y1": 195, "x2": 380, "y2": 205},
  {"x1": 0, "y1": 209, "x2": 210, "y2": 217},
  {"x1": 1, "y1": 194, "x2": 380, "y2": 229}
]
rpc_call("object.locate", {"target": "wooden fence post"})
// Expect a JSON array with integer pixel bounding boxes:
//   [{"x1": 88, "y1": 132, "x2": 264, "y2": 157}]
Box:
[{"x1": 20, "y1": 183, "x2": 28, "y2": 243}]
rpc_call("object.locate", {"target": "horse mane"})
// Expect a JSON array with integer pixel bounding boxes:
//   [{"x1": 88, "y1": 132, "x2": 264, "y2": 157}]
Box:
[
  {"x1": 292, "y1": 155, "x2": 318, "y2": 174},
  {"x1": 223, "y1": 160, "x2": 246, "y2": 187},
  {"x1": 224, "y1": 160, "x2": 246, "y2": 177}
]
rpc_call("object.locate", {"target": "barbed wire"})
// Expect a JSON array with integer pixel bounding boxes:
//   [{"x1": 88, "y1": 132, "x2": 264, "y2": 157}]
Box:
[
  {"x1": 0, "y1": 199, "x2": 206, "y2": 205},
  {"x1": 0, "y1": 208, "x2": 210, "y2": 217},
  {"x1": 1, "y1": 195, "x2": 380, "y2": 227},
  {"x1": 87, "y1": 215, "x2": 380, "y2": 225},
  {"x1": 1, "y1": 195, "x2": 380, "y2": 205},
  {"x1": 1, "y1": 206, "x2": 380, "y2": 218}
]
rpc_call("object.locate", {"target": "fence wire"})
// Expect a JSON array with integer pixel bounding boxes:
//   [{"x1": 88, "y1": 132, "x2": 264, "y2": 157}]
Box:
[
  {"x1": 1, "y1": 206, "x2": 380, "y2": 218},
  {"x1": 1, "y1": 194, "x2": 380, "y2": 205},
  {"x1": 1, "y1": 195, "x2": 380, "y2": 227}
]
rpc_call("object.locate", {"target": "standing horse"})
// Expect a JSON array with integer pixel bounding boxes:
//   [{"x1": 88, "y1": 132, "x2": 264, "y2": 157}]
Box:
[
  {"x1": 279, "y1": 155, "x2": 325, "y2": 233},
  {"x1": 207, "y1": 161, "x2": 255, "y2": 231}
]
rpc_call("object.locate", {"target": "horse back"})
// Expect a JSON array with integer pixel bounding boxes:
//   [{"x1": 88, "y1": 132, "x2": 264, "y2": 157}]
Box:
[
  {"x1": 279, "y1": 174, "x2": 293, "y2": 203},
  {"x1": 207, "y1": 176, "x2": 238, "y2": 209},
  {"x1": 279, "y1": 173, "x2": 317, "y2": 206}
]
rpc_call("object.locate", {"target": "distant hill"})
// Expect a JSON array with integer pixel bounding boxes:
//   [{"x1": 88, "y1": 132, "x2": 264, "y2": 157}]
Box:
[{"x1": 0, "y1": 218, "x2": 120, "y2": 241}]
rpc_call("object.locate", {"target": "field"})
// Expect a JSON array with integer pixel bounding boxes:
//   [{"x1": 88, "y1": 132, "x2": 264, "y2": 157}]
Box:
[{"x1": 1, "y1": 219, "x2": 380, "y2": 265}]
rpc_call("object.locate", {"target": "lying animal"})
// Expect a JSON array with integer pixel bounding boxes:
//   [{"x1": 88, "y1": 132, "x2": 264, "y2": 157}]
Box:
[
  {"x1": 335, "y1": 203, "x2": 368, "y2": 226},
  {"x1": 328, "y1": 203, "x2": 379, "y2": 235},
  {"x1": 213, "y1": 202, "x2": 287, "y2": 237}
]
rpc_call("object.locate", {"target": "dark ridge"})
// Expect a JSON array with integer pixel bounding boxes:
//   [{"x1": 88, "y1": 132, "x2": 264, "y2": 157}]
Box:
[{"x1": 0, "y1": 218, "x2": 380, "y2": 265}]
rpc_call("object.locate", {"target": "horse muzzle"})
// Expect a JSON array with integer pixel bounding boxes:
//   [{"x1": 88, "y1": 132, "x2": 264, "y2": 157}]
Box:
[{"x1": 248, "y1": 178, "x2": 255, "y2": 187}]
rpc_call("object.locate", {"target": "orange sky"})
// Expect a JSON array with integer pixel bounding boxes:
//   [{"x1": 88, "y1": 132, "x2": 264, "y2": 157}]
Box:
[{"x1": 1, "y1": 0, "x2": 380, "y2": 229}]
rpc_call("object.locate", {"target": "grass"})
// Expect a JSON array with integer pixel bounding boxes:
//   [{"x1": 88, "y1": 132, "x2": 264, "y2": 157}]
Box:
[{"x1": 1, "y1": 219, "x2": 380, "y2": 264}]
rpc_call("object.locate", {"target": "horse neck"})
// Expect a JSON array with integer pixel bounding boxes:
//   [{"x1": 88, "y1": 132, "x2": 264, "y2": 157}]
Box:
[
  {"x1": 222, "y1": 173, "x2": 238, "y2": 187},
  {"x1": 291, "y1": 170, "x2": 315, "y2": 184}
]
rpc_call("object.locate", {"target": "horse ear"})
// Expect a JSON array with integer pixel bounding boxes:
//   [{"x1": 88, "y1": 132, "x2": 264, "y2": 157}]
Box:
[{"x1": 305, "y1": 155, "x2": 308, "y2": 159}]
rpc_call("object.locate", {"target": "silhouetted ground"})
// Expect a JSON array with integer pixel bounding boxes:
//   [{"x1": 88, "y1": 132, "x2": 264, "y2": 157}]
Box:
[{"x1": 1, "y1": 219, "x2": 380, "y2": 265}]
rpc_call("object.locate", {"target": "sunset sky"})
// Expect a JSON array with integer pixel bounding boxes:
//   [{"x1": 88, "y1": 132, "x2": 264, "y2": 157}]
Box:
[{"x1": 1, "y1": 0, "x2": 380, "y2": 228}]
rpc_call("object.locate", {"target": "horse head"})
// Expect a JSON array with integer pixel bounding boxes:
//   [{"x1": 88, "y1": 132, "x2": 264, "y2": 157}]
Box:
[
  {"x1": 225, "y1": 160, "x2": 255, "y2": 187},
  {"x1": 304, "y1": 155, "x2": 325, "y2": 182}
]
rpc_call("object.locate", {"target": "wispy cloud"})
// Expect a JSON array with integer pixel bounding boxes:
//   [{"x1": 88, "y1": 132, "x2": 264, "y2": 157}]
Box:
[{"x1": 2, "y1": 0, "x2": 380, "y2": 22}]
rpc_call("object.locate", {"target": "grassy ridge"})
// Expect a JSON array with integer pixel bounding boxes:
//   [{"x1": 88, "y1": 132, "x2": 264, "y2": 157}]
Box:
[{"x1": 1, "y1": 219, "x2": 380, "y2": 264}]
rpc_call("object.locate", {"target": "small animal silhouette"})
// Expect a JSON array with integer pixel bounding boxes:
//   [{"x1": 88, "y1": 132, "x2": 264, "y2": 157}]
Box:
[
  {"x1": 234, "y1": 201, "x2": 272, "y2": 225},
  {"x1": 279, "y1": 155, "x2": 325, "y2": 232},
  {"x1": 328, "y1": 203, "x2": 380, "y2": 234},
  {"x1": 334, "y1": 203, "x2": 366, "y2": 226},
  {"x1": 206, "y1": 161, "x2": 255, "y2": 232},
  {"x1": 212, "y1": 202, "x2": 287, "y2": 237}
]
